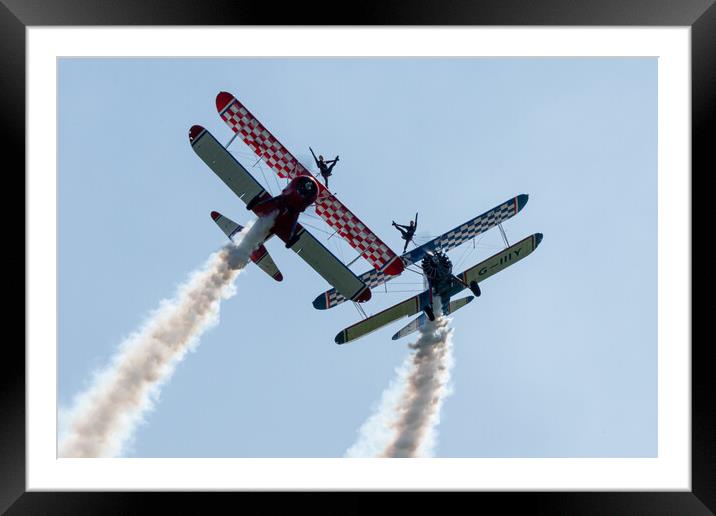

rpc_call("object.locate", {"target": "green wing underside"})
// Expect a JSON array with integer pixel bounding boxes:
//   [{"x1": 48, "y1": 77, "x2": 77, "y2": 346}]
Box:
[
  {"x1": 335, "y1": 294, "x2": 429, "y2": 344},
  {"x1": 289, "y1": 227, "x2": 368, "y2": 301},
  {"x1": 191, "y1": 127, "x2": 267, "y2": 205},
  {"x1": 457, "y1": 233, "x2": 541, "y2": 286}
]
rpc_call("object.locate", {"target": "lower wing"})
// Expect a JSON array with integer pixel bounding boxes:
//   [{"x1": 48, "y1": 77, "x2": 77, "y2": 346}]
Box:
[
  {"x1": 189, "y1": 125, "x2": 267, "y2": 208},
  {"x1": 288, "y1": 225, "x2": 371, "y2": 303},
  {"x1": 334, "y1": 290, "x2": 431, "y2": 344}
]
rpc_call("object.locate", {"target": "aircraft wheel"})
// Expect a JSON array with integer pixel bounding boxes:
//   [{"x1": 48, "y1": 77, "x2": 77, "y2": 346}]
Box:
[
  {"x1": 424, "y1": 306, "x2": 435, "y2": 321},
  {"x1": 470, "y1": 281, "x2": 481, "y2": 297}
]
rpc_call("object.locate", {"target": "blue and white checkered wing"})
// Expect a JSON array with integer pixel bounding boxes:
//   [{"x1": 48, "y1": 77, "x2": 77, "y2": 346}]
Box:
[{"x1": 402, "y1": 194, "x2": 528, "y2": 263}]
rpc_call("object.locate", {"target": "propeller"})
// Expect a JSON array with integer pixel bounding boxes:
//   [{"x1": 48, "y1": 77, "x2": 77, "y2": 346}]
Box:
[{"x1": 421, "y1": 249, "x2": 452, "y2": 281}]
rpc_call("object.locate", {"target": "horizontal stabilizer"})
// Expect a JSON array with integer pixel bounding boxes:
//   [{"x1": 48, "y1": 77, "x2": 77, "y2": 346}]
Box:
[
  {"x1": 335, "y1": 290, "x2": 431, "y2": 344},
  {"x1": 211, "y1": 210, "x2": 243, "y2": 240},
  {"x1": 250, "y1": 244, "x2": 283, "y2": 282},
  {"x1": 210, "y1": 211, "x2": 283, "y2": 282},
  {"x1": 391, "y1": 313, "x2": 427, "y2": 340},
  {"x1": 446, "y1": 295, "x2": 475, "y2": 315},
  {"x1": 391, "y1": 295, "x2": 474, "y2": 340}
]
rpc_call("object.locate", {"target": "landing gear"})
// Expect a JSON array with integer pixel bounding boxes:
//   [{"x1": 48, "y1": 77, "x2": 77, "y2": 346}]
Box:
[
  {"x1": 246, "y1": 194, "x2": 262, "y2": 211},
  {"x1": 469, "y1": 281, "x2": 481, "y2": 297},
  {"x1": 285, "y1": 233, "x2": 300, "y2": 248},
  {"x1": 423, "y1": 306, "x2": 435, "y2": 321},
  {"x1": 285, "y1": 215, "x2": 301, "y2": 248}
]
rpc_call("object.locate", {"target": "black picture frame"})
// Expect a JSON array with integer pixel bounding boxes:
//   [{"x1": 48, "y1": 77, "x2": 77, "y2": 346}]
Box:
[{"x1": 4, "y1": 0, "x2": 712, "y2": 513}]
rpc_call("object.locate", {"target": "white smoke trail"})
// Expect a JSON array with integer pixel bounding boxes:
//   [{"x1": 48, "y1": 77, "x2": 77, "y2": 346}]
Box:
[
  {"x1": 345, "y1": 316, "x2": 455, "y2": 458},
  {"x1": 59, "y1": 216, "x2": 274, "y2": 458}
]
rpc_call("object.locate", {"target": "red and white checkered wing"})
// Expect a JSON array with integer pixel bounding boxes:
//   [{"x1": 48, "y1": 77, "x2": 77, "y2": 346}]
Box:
[
  {"x1": 314, "y1": 191, "x2": 404, "y2": 275},
  {"x1": 216, "y1": 91, "x2": 309, "y2": 181}
]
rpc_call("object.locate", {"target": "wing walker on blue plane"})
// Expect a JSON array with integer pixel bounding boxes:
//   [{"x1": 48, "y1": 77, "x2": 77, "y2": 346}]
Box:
[{"x1": 190, "y1": 91, "x2": 544, "y2": 345}]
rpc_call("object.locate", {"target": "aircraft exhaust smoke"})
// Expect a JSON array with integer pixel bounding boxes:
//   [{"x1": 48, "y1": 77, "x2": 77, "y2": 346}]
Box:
[
  {"x1": 58, "y1": 216, "x2": 275, "y2": 458},
  {"x1": 345, "y1": 315, "x2": 455, "y2": 458}
]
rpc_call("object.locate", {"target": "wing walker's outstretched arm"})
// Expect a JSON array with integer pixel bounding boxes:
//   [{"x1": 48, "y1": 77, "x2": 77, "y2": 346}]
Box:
[{"x1": 309, "y1": 146, "x2": 320, "y2": 167}]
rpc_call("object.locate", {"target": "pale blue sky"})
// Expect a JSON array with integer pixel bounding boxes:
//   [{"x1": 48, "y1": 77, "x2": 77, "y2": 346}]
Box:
[{"x1": 58, "y1": 57, "x2": 656, "y2": 457}]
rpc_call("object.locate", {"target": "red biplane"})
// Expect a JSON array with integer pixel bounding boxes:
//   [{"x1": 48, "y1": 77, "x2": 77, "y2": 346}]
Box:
[{"x1": 189, "y1": 92, "x2": 404, "y2": 304}]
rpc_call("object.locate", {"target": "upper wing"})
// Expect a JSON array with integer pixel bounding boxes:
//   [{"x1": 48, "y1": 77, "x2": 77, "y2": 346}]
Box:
[
  {"x1": 403, "y1": 194, "x2": 528, "y2": 264},
  {"x1": 313, "y1": 191, "x2": 404, "y2": 275},
  {"x1": 313, "y1": 194, "x2": 529, "y2": 310},
  {"x1": 335, "y1": 290, "x2": 432, "y2": 344},
  {"x1": 216, "y1": 91, "x2": 403, "y2": 276},
  {"x1": 189, "y1": 125, "x2": 268, "y2": 207},
  {"x1": 287, "y1": 224, "x2": 371, "y2": 303},
  {"x1": 456, "y1": 233, "x2": 543, "y2": 287},
  {"x1": 217, "y1": 92, "x2": 309, "y2": 181}
]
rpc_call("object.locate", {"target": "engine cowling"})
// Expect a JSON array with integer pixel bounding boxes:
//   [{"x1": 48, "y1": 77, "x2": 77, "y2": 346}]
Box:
[
  {"x1": 469, "y1": 281, "x2": 481, "y2": 297},
  {"x1": 281, "y1": 175, "x2": 319, "y2": 212},
  {"x1": 421, "y1": 249, "x2": 452, "y2": 281}
]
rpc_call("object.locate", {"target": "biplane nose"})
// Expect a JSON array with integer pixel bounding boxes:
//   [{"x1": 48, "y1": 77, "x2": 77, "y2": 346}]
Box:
[{"x1": 216, "y1": 91, "x2": 234, "y2": 113}]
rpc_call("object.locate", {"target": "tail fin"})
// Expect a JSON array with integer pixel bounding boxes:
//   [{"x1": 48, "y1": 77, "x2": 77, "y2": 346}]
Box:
[
  {"x1": 391, "y1": 295, "x2": 474, "y2": 340},
  {"x1": 211, "y1": 211, "x2": 283, "y2": 282}
]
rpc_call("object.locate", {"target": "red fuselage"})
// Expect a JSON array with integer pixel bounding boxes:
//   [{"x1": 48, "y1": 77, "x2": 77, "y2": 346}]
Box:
[{"x1": 251, "y1": 175, "x2": 320, "y2": 243}]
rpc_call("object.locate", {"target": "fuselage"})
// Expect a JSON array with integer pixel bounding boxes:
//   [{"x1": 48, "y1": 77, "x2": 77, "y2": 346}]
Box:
[
  {"x1": 250, "y1": 175, "x2": 320, "y2": 243},
  {"x1": 422, "y1": 250, "x2": 465, "y2": 315}
]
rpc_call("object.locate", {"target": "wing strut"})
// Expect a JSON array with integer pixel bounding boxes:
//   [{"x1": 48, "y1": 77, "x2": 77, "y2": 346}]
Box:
[
  {"x1": 225, "y1": 131, "x2": 239, "y2": 149},
  {"x1": 498, "y1": 223, "x2": 510, "y2": 248},
  {"x1": 353, "y1": 301, "x2": 368, "y2": 320}
]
